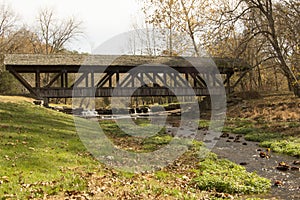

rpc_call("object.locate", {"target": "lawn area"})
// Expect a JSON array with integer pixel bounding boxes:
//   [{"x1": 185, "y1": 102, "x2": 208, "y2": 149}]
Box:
[{"x1": 0, "y1": 96, "x2": 271, "y2": 199}]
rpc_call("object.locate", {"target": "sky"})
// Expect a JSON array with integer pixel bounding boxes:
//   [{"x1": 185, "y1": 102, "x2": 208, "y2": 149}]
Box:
[{"x1": 6, "y1": 0, "x2": 142, "y2": 53}]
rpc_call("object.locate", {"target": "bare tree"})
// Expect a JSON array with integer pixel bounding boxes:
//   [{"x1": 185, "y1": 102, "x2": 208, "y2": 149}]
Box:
[
  {"x1": 140, "y1": 0, "x2": 208, "y2": 56},
  {"x1": 214, "y1": 0, "x2": 299, "y2": 95},
  {"x1": 0, "y1": 3, "x2": 18, "y2": 38},
  {"x1": 34, "y1": 8, "x2": 83, "y2": 54}
]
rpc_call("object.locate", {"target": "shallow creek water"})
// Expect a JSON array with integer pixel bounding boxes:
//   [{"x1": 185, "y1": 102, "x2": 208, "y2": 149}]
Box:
[
  {"x1": 163, "y1": 116, "x2": 300, "y2": 200},
  {"x1": 210, "y1": 133, "x2": 300, "y2": 200},
  {"x1": 99, "y1": 115, "x2": 300, "y2": 199}
]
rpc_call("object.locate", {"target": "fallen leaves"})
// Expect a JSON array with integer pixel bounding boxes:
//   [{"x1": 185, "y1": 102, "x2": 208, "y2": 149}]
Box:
[{"x1": 0, "y1": 176, "x2": 9, "y2": 183}]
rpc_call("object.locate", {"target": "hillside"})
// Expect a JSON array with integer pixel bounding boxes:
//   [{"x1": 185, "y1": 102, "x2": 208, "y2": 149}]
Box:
[{"x1": 0, "y1": 96, "x2": 271, "y2": 199}]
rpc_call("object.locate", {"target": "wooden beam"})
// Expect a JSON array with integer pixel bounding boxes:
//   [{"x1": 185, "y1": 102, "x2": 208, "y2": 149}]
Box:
[
  {"x1": 7, "y1": 67, "x2": 38, "y2": 97},
  {"x1": 61, "y1": 72, "x2": 64, "y2": 88},
  {"x1": 119, "y1": 73, "x2": 132, "y2": 87},
  {"x1": 85, "y1": 73, "x2": 89, "y2": 87},
  {"x1": 91, "y1": 71, "x2": 95, "y2": 87},
  {"x1": 35, "y1": 70, "x2": 40, "y2": 88},
  {"x1": 109, "y1": 76, "x2": 112, "y2": 87},
  {"x1": 116, "y1": 71, "x2": 120, "y2": 87},
  {"x1": 174, "y1": 73, "x2": 190, "y2": 87},
  {"x1": 188, "y1": 73, "x2": 206, "y2": 88},
  {"x1": 71, "y1": 72, "x2": 88, "y2": 88},
  {"x1": 65, "y1": 72, "x2": 68, "y2": 88},
  {"x1": 45, "y1": 72, "x2": 63, "y2": 88},
  {"x1": 38, "y1": 87, "x2": 223, "y2": 98},
  {"x1": 97, "y1": 73, "x2": 113, "y2": 88},
  {"x1": 144, "y1": 73, "x2": 156, "y2": 85},
  {"x1": 155, "y1": 73, "x2": 167, "y2": 86}
]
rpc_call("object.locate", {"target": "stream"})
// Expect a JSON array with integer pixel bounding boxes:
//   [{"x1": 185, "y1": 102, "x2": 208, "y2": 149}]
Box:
[
  {"x1": 163, "y1": 116, "x2": 300, "y2": 199},
  {"x1": 210, "y1": 132, "x2": 300, "y2": 200},
  {"x1": 97, "y1": 115, "x2": 300, "y2": 199}
]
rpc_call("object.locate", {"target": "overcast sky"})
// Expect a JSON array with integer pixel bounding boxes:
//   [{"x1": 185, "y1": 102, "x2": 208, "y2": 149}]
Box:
[{"x1": 6, "y1": 0, "x2": 142, "y2": 53}]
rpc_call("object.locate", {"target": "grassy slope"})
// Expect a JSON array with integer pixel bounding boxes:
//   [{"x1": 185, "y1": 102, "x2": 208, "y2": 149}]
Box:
[
  {"x1": 0, "y1": 99, "x2": 99, "y2": 199},
  {"x1": 0, "y1": 97, "x2": 270, "y2": 199}
]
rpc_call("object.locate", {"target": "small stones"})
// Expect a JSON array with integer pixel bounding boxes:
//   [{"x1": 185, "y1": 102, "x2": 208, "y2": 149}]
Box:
[
  {"x1": 214, "y1": 193, "x2": 234, "y2": 199},
  {"x1": 259, "y1": 152, "x2": 271, "y2": 159},
  {"x1": 220, "y1": 133, "x2": 229, "y2": 138},
  {"x1": 259, "y1": 152, "x2": 266, "y2": 158},
  {"x1": 276, "y1": 166, "x2": 289, "y2": 171},
  {"x1": 274, "y1": 180, "x2": 283, "y2": 187},
  {"x1": 293, "y1": 161, "x2": 300, "y2": 165},
  {"x1": 279, "y1": 161, "x2": 287, "y2": 166},
  {"x1": 291, "y1": 166, "x2": 300, "y2": 171},
  {"x1": 242, "y1": 142, "x2": 248, "y2": 146},
  {"x1": 240, "y1": 162, "x2": 248, "y2": 166},
  {"x1": 228, "y1": 136, "x2": 235, "y2": 140},
  {"x1": 276, "y1": 162, "x2": 290, "y2": 171},
  {"x1": 273, "y1": 161, "x2": 300, "y2": 172},
  {"x1": 259, "y1": 149, "x2": 271, "y2": 159}
]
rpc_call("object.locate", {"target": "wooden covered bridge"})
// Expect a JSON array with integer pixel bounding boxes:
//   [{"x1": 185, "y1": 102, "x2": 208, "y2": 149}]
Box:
[{"x1": 4, "y1": 54, "x2": 250, "y2": 100}]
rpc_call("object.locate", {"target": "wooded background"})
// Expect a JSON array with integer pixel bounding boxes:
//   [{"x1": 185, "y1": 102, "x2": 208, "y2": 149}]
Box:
[{"x1": 0, "y1": 0, "x2": 299, "y2": 98}]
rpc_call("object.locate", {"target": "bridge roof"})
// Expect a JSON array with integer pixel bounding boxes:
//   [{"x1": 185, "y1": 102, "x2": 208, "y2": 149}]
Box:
[{"x1": 4, "y1": 54, "x2": 250, "y2": 73}]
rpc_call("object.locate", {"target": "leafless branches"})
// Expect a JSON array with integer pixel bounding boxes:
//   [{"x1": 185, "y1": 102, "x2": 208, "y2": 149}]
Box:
[{"x1": 35, "y1": 8, "x2": 83, "y2": 54}]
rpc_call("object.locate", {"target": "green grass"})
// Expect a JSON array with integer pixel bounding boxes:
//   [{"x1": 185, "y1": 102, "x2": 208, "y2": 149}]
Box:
[
  {"x1": 198, "y1": 120, "x2": 210, "y2": 129},
  {"x1": 0, "y1": 101, "x2": 99, "y2": 199},
  {"x1": 99, "y1": 119, "x2": 172, "y2": 152},
  {"x1": 0, "y1": 100, "x2": 272, "y2": 199},
  {"x1": 192, "y1": 154, "x2": 271, "y2": 195},
  {"x1": 244, "y1": 132, "x2": 283, "y2": 142},
  {"x1": 224, "y1": 118, "x2": 300, "y2": 157},
  {"x1": 261, "y1": 138, "x2": 300, "y2": 157}
]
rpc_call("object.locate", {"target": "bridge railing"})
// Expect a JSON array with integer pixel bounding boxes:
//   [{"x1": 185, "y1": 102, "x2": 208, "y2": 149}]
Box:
[{"x1": 36, "y1": 87, "x2": 230, "y2": 98}]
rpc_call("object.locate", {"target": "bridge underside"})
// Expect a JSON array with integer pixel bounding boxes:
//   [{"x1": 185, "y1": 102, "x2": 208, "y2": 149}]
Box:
[{"x1": 4, "y1": 54, "x2": 249, "y2": 99}]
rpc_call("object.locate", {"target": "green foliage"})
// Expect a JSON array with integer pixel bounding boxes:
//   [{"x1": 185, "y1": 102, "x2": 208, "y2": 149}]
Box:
[
  {"x1": 244, "y1": 132, "x2": 283, "y2": 142},
  {"x1": 261, "y1": 138, "x2": 300, "y2": 157},
  {"x1": 223, "y1": 118, "x2": 257, "y2": 134},
  {"x1": 225, "y1": 118, "x2": 300, "y2": 157},
  {"x1": 198, "y1": 120, "x2": 210, "y2": 129},
  {"x1": 155, "y1": 171, "x2": 170, "y2": 180},
  {"x1": 0, "y1": 71, "x2": 23, "y2": 95},
  {"x1": 192, "y1": 154, "x2": 271, "y2": 194},
  {"x1": 232, "y1": 127, "x2": 257, "y2": 135}
]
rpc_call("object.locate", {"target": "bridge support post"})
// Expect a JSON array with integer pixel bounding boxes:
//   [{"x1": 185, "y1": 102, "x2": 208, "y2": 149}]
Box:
[{"x1": 43, "y1": 98, "x2": 49, "y2": 107}]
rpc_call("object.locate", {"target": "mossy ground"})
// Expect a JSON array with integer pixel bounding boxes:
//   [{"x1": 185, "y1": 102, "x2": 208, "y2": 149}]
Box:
[{"x1": 223, "y1": 118, "x2": 300, "y2": 157}]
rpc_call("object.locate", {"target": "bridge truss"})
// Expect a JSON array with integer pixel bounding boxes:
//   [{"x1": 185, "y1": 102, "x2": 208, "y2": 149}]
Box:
[{"x1": 4, "y1": 54, "x2": 250, "y2": 99}]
